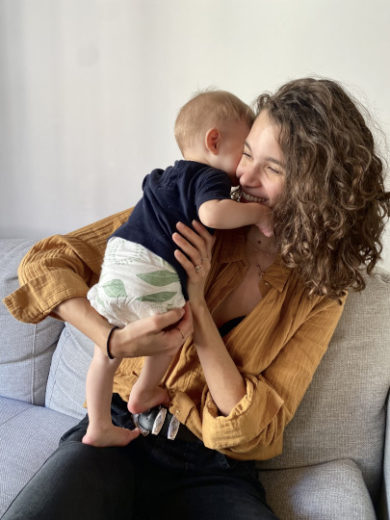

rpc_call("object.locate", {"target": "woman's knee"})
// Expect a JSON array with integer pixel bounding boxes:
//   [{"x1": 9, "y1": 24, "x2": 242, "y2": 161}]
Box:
[{"x1": 2, "y1": 441, "x2": 137, "y2": 520}]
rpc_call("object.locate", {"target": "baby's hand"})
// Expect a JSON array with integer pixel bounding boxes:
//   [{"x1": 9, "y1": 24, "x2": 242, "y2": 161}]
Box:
[{"x1": 256, "y1": 206, "x2": 274, "y2": 237}]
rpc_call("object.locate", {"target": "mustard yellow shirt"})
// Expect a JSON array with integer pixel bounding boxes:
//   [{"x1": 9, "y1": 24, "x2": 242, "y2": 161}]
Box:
[{"x1": 4, "y1": 209, "x2": 346, "y2": 461}]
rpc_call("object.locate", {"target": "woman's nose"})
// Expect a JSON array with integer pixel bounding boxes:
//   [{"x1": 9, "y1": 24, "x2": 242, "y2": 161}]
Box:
[{"x1": 237, "y1": 163, "x2": 260, "y2": 187}]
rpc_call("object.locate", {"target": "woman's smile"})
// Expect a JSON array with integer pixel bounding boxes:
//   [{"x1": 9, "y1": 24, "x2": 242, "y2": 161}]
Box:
[{"x1": 240, "y1": 191, "x2": 269, "y2": 205}]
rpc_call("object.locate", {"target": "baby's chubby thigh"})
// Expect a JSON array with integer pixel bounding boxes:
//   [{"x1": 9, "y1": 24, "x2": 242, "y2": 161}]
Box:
[{"x1": 87, "y1": 237, "x2": 186, "y2": 327}]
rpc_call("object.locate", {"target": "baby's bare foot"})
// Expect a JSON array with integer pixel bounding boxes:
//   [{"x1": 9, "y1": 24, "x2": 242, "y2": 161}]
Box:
[
  {"x1": 82, "y1": 424, "x2": 140, "y2": 447},
  {"x1": 128, "y1": 386, "x2": 169, "y2": 414}
]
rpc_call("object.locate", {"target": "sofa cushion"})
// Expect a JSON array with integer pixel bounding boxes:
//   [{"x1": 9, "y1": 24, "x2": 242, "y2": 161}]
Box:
[
  {"x1": 0, "y1": 239, "x2": 64, "y2": 405},
  {"x1": 259, "y1": 459, "x2": 377, "y2": 520},
  {"x1": 0, "y1": 396, "x2": 78, "y2": 516},
  {"x1": 257, "y1": 268, "x2": 390, "y2": 503},
  {"x1": 45, "y1": 323, "x2": 94, "y2": 419}
]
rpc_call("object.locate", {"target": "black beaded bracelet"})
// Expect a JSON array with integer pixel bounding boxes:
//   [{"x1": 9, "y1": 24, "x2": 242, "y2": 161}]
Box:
[{"x1": 106, "y1": 326, "x2": 119, "y2": 359}]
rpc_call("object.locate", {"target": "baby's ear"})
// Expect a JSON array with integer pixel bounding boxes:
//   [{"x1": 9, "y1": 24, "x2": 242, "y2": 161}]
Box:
[{"x1": 205, "y1": 128, "x2": 221, "y2": 155}]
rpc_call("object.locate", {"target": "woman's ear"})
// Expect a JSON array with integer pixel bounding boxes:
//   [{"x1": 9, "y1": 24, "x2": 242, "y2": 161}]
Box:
[{"x1": 205, "y1": 128, "x2": 221, "y2": 155}]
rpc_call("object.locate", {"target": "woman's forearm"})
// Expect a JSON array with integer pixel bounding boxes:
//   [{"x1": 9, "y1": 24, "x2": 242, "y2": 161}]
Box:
[
  {"x1": 171, "y1": 220, "x2": 245, "y2": 415},
  {"x1": 54, "y1": 297, "x2": 113, "y2": 352},
  {"x1": 54, "y1": 297, "x2": 192, "y2": 360},
  {"x1": 191, "y1": 302, "x2": 246, "y2": 416}
]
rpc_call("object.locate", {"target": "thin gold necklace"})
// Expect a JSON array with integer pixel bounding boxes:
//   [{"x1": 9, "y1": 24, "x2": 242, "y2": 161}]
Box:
[
  {"x1": 256, "y1": 262, "x2": 264, "y2": 280},
  {"x1": 249, "y1": 243, "x2": 276, "y2": 280},
  {"x1": 246, "y1": 227, "x2": 277, "y2": 281}
]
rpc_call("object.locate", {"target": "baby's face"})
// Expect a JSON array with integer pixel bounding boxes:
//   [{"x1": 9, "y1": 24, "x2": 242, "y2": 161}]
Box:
[{"x1": 214, "y1": 119, "x2": 251, "y2": 179}]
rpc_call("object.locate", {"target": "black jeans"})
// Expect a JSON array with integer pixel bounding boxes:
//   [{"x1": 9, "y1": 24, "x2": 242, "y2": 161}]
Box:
[{"x1": 2, "y1": 396, "x2": 278, "y2": 520}]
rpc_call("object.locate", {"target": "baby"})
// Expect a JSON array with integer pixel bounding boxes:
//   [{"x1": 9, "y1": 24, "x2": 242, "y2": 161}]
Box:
[{"x1": 83, "y1": 90, "x2": 272, "y2": 446}]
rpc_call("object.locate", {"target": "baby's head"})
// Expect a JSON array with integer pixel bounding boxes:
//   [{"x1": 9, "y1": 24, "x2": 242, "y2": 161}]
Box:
[{"x1": 174, "y1": 90, "x2": 254, "y2": 177}]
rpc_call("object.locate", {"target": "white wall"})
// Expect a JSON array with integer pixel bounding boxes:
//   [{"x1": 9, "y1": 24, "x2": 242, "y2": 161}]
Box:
[{"x1": 1, "y1": 0, "x2": 389, "y2": 268}]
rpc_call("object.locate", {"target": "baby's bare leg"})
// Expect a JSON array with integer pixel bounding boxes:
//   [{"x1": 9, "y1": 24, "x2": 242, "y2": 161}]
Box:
[
  {"x1": 82, "y1": 345, "x2": 140, "y2": 447},
  {"x1": 127, "y1": 353, "x2": 172, "y2": 414}
]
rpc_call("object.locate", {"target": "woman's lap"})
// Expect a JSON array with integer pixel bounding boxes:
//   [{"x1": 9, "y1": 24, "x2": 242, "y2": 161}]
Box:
[
  {"x1": 136, "y1": 434, "x2": 277, "y2": 520},
  {"x1": 155, "y1": 469, "x2": 276, "y2": 520},
  {"x1": 2, "y1": 401, "x2": 278, "y2": 520}
]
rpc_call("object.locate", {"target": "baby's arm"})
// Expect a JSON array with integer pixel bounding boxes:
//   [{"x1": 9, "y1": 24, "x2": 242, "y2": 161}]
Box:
[{"x1": 198, "y1": 199, "x2": 273, "y2": 236}]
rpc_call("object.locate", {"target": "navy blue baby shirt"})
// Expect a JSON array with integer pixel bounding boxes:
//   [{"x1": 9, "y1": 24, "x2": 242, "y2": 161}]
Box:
[{"x1": 112, "y1": 160, "x2": 231, "y2": 299}]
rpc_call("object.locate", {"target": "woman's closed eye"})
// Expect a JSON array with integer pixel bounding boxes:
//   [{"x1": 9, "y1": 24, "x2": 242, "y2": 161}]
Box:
[{"x1": 267, "y1": 165, "x2": 282, "y2": 175}]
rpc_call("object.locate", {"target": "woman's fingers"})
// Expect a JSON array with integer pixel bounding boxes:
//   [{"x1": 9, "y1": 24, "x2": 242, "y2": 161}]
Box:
[
  {"x1": 172, "y1": 220, "x2": 215, "y2": 284},
  {"x1": 175, "y1": 221, "x2": 207, "y2": 255},
  {"x1": 175, "y1": 302, "x2": 193, "y2": 338},
  {"x1": 173, "y1": 220, "x2": 214, "y2": 267},
  {"x1": 172, "y1": 221, "x2": 214, "y2": 304},
  {"x1": 172, "y1": 232, "x2": 202, "y2": 266},
  {"x1": 150, "y1": 307, "x2": 185, "y2": 332},
  {"x1": 191, "y1": 220, "x2": 215, "y2": 255},
  {"x1": 174, "y1": 248, "x2": 199, "y2": 278},
  {"x1": 118, "y1": 305, "x2": 191, "y2": 358},
  {"x1": 161, "y1": 303, "x2": 193, "y2": 353},
  {"x1": 151, "y1": 303, "x2": 192, "y2": 335},
  {"x1": 126, "y1": 308, "x2": 183, "y2": 339}
]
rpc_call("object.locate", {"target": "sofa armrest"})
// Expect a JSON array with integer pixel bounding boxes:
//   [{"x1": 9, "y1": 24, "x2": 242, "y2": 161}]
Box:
[
  {"x1": 258, "y1": 459, "x2": 376, "y2": 519},
  {"x1": 0, "y1": 239, "x2": 64, "y2": 405}
]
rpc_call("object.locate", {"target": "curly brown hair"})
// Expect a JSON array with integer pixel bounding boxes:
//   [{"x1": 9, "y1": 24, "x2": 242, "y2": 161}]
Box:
[{"x1": 256, "y1": 78, "x2": 390, "y2": 299}]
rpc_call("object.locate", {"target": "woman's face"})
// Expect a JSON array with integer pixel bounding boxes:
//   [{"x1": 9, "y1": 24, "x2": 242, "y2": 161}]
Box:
[{"x1": 236, "y1": 110, "x2": 285, "y2": 208}]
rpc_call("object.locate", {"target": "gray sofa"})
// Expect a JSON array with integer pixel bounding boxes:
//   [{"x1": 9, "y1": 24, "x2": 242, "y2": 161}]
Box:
[{"x1": 0, "y1": 238, "x2": 389, "y2": 519}]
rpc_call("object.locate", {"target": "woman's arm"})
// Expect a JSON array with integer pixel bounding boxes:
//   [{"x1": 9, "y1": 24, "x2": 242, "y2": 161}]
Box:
[
  {"x1": 173, "y1": 220, "x2": 246, "y2": 416},
  {"x1": 4, "y1": 209, "x2": 131, "y2": 324},
  {"x1": 184, "y1": 301, "x2": 246, "y2": 416},
  {"x1": 4, "y1": 209, "x2": 192, "y2": 359},
  {"x1": 172, "y1": 221, "x2": 345, "y2": 458},
  {"x1": 200, "y1": 295, "x2": 345, "y2": 457},
  {"x1": 55, "y1": 296, "x2": 192, "y2": 359}
]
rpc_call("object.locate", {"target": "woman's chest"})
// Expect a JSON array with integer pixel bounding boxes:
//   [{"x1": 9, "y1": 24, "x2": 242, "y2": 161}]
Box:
[{"x1": 212, "y1": 264, "x2": 265, "y2": 327}]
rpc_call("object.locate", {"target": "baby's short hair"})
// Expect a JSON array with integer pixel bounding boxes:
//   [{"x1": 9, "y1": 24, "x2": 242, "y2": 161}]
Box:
[{"x1": 174, "y1": 90, "x2": 254, "y2": 154}]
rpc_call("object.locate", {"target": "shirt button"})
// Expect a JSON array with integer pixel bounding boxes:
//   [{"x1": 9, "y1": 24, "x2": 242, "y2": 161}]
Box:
[
  {"x1": 265, "y1": 282, "x2": 270, "y2": 286},
  {"x1": 175, "y1": 410, "x2": 180, "y2": 415}
]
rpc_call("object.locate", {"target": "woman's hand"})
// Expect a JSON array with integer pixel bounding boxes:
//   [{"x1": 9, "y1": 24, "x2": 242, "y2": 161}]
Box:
[
  {"x1": 172, "y1": 220, "x2": 215, "y2": 304},
  {"x1": 55, "y1": 297, "x2": 193, "y2": 360},
  {"x1": 110, "y1": 302, "x2": 193, "y2": 358}
]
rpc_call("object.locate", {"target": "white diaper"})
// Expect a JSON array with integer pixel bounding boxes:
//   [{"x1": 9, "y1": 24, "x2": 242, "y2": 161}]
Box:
[{"x1": 87, "y1": 237, "x2": 185, "y2": 327}]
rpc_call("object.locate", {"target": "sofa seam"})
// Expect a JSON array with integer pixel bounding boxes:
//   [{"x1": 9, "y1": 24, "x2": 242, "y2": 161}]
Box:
[
  {"x1": 0, "y1": 406, "x2": 31, "y2": 427},
  {"x1": 44, "y1": 328, "x2": 67, "y2": 408},
  {"x1": 30, "y1": 324, "x2": 37, "y2": 404}
]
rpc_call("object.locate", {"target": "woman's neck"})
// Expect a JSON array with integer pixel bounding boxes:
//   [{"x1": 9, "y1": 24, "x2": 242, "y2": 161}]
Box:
[{"x1": 245, "y1": 225, "x2": 278, "y2": 257}]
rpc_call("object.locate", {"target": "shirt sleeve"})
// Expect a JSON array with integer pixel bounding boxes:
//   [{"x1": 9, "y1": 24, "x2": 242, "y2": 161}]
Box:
[
  {"x1": 3, "y1": 209, "x2": 131, "y2": 323},
  {"x1": 194, "y1": 168, "x2": 232, "y2": 210},
  {"x1": 200, "y1": 294, "x2": 346, "y2": 458}
]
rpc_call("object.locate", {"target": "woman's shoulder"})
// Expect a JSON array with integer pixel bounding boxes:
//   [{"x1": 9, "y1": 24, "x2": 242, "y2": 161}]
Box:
[{"x1": 69, "y1": 208, "x2": 133, "y2": 241}]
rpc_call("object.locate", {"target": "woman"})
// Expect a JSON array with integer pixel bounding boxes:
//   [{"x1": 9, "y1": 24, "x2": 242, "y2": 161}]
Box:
[{"x1": 3, "y1": 78, "x2": 389, "y2": 519}]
